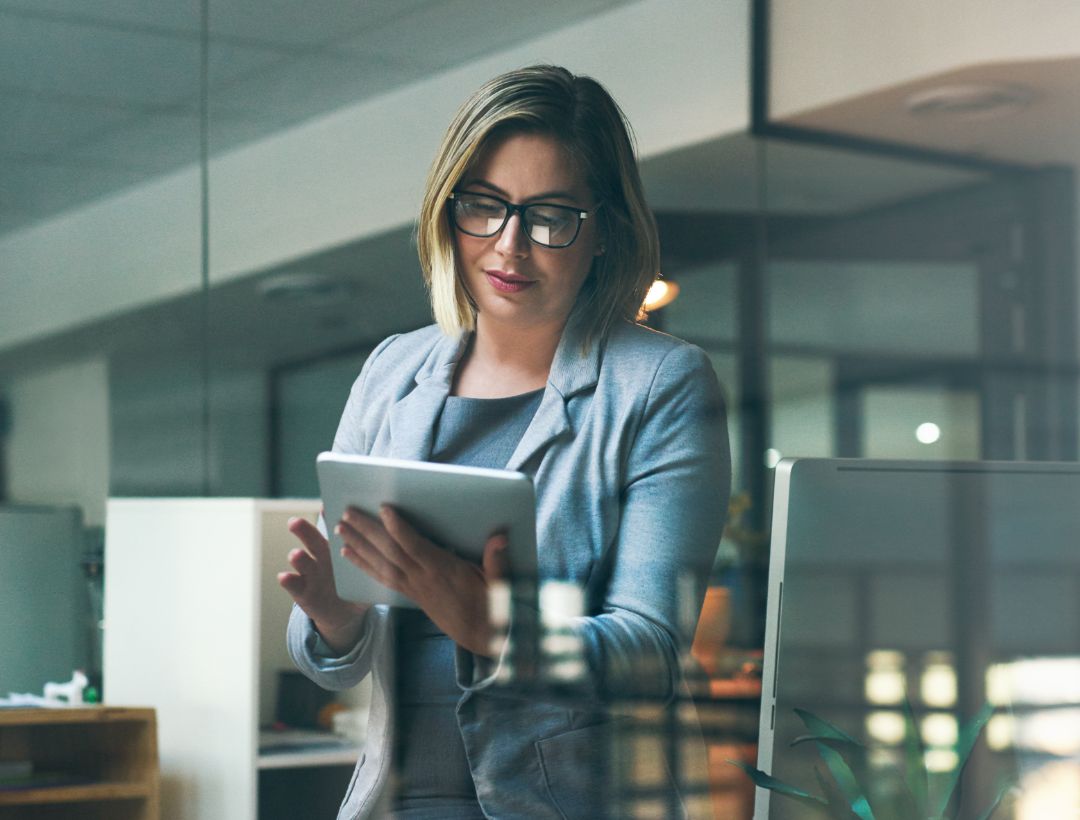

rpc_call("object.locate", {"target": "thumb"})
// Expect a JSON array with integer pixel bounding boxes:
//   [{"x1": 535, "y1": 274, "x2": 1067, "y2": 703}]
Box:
[{"x1": 482, "y1": 532, "x2": 509, "y2": 581}]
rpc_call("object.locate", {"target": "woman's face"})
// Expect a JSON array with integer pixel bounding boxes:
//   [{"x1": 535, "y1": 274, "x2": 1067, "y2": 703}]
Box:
[{"x1": 453, "y1": 131, "x2": 602, "y2": 335}]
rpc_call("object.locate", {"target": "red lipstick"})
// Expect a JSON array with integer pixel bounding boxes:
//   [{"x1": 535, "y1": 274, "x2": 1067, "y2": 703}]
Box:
[{"x1": 485, "y1": 269, "x2": 535, "y2": 294}]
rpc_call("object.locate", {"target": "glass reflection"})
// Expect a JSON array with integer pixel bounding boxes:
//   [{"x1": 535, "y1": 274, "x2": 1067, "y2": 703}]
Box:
[{"x1": 762, "y1": 461, "x2": 1080, "y2": 819}]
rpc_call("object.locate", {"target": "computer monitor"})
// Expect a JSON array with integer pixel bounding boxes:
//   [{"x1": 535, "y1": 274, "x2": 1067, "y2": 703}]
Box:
[{"x1": 756, "y1": 458, "x2": 1080, "y2": 819}]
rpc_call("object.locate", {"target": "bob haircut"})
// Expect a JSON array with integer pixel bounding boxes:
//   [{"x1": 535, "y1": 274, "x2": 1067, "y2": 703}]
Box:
[{"x1": 417, "y1": 64, "x2": 660, "y2": 347}]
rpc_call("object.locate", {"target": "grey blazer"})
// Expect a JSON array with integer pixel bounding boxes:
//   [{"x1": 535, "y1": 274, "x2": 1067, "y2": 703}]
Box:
[{"x1": 287, "y1": 316, "x2": 731, "y2": 819}]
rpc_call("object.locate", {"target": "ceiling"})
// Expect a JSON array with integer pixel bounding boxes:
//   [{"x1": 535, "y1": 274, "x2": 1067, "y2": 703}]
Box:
[
  {"x1": 1, "y1": 0, "x2": 1017, "y2": 380},
  {"x1": 0, "y1": 0, "x2": 634, "y2": 235},
  {"x1": 778, "y1": 57, "x2": 1080, "y2": 169}
]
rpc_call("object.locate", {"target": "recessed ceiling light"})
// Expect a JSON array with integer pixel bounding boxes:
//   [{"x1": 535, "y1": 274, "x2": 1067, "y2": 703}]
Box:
[
  {"x1": 916, "y1": 422, "x2": 941, "y2": 444},
  {"x1": 256, "y1": 273, "x2": 353, "y2": 305},
  {"x1": 905, "y1": 83, "x2": 1034, "y2": 121}
]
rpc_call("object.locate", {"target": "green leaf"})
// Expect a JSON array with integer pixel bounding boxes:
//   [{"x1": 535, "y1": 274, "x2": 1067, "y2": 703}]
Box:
[
  {"x1": 814, "y1": 765, "x2": 864, "y2": 820},
  {"x1": 901, "y1": 698, "x2": 929, "y2": 817},
  {"x1": 794, "y1": 708, "x2": 864, "y2": 748},
  {"x1": 974, "y1": 778, "x2": 1015, "y2": 820},
  {"x1": 727, "y1": 759, "x2": 829, "y2": 811},
  {"x1": 814, "y1": 741, "x2": 877, "y2": 820},
  {"x1": 934, "y1": 703, "x2": 994, "y2": 818}
]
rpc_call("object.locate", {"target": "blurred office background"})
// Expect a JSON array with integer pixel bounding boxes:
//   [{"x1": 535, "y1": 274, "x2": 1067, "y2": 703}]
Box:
[{"x1": 1, "y1": 1, "x2": 1078, "y2": 817}]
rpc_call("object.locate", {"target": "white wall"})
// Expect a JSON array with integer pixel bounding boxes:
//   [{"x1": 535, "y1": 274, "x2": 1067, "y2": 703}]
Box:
[
  {"x1": 0, "y1": 0, "x2": 749, "y2": 353},
  {"x1": 6, "y1": 358, "x2": 110, "y2": 526},
  {"x1": 770, "y1": 0, "x2": 1080, "y2": 119}
]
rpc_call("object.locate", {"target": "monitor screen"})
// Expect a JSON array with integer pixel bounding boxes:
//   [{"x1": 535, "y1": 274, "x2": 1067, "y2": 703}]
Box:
[{"x1": 756, "y1": 459, "x2": 1080, "y2": 820}]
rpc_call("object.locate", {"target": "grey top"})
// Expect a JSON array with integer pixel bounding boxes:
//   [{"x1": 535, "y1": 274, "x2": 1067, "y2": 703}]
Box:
[
  {"x1": 392, "y1": 388, "x2": 543, "y2": 815},
  {"x1": 430, "y1": 389, "x2": 545, "y2": 470}
]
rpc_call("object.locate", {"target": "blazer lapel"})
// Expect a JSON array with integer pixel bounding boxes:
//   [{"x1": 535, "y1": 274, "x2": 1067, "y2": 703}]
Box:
[
  {"x1": 505, "y1": 316, "x2": 601, "y2": 472},
  {"x1": 387, "y1": 332, "x2": 465, "y2": 461}
]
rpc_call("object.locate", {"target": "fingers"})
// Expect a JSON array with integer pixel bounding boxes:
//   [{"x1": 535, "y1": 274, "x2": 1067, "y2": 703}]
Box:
[
  {"x1": 378, "y1": 506, "x2": 428, "y2": 560},
  {"x1": 340, "y1": 535, "x2": 408, "y2": 592},
  {"x1": 277, "y1": 570, "x2": 306, "y2": 599},
  {"x1": 287, "y1": 547, "x2": 318, "y2": 575},
  {"x1": 482, "y1": 532, "x2": 509, "y2": 581},
  {"x1": 288, "y1": 516, "x2": 330, "y2": 561},
  {"x1": 340, "y1": 507, "x2": 422, "y2": 572}
]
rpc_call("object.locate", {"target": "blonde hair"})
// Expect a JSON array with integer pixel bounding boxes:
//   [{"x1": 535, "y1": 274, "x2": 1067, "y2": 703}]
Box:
[{"x1": 417, "y1": 65, "x2": 659, "y2": 346}]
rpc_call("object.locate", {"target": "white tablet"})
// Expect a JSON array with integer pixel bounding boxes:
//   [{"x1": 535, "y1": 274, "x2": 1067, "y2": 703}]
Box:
[{"x1": 316, "y1": 452, "x2": 538, "y2": 607}]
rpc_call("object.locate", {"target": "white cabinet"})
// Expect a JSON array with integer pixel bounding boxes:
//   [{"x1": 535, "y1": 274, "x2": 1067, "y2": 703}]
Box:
[{"x1": 103, "y1": 499, "x2": 367, "y2": 820}]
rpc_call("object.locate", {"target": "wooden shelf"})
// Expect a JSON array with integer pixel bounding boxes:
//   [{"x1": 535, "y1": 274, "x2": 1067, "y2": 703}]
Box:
[
  {"x1": 0, "y1": 781, "x2": 152, "y2": 805},
  {"x1": 0, "y1": 706, "x2": 159, "y2": 820}
]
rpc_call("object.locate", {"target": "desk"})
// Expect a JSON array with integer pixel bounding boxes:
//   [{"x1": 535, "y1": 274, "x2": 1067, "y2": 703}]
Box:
[{"x1": 0, "y1": 706, "x2": 159, "y2": 820}]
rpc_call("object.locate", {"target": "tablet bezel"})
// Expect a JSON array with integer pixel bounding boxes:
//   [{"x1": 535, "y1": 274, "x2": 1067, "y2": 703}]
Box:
[{"x1": 316, "y1": 452, "x2": 537, "y2": 607}]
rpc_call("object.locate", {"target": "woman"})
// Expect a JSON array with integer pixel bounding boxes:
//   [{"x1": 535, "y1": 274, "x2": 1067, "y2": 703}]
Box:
[{"x1": 279, "y1": 65, "x2": 730, "y2": 819}]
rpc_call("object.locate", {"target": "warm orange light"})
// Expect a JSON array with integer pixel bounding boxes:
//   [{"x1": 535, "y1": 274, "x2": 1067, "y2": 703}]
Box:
[{"x1": 642, "y1": 279, "x2": 680, "y2": 312}]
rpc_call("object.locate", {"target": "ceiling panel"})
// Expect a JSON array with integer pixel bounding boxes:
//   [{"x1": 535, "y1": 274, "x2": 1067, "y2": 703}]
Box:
[
  {"x1": 207, "y1": 51, "x2": 413, "y2": 130},
  {"x1": 338, "y1": 0, "x2": 631, "y2": 70},
  {"x1": 0, "y1": 12, "x2": 285, "y2": 106},
  {"x1": 64, "y1": 112, "x2": 203, "y2": 171},
  {"x1": 0, "y1": 0, "x2": 200, "y2": 35},
  {"x1": 0, "y1": 93, "x2": 134, "y2": 156},
  {"x1": 0, "y1": 0, "x2": 432, "y2": 48},
  {"x1": 0, "y1": 158, "x2": 148, "y2": 233}
]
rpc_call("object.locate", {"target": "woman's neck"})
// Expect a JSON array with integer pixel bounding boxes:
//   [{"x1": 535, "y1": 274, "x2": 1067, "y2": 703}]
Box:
[{"x1": 451, "y1": 315, "x2": 564, "y2": 398}]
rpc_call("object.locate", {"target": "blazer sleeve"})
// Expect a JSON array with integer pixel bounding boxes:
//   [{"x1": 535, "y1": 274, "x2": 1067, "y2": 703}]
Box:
[
  {"x1": 458, "y1": 342, "x2": 731, "y2": 706},
  {"x1": 584, "y1": 343, "x2": 731, "y2": 702},
  {"x1": 285, "y1": 333, "x2": 401, "y2": 690}
]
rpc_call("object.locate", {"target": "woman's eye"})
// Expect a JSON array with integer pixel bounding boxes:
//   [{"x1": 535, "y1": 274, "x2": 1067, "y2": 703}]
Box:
[
  {"x1": 465, "y1": 200, "x2": 502, "y2": 216},
  {"x1": 530, "y1": 211, "x2": 568, "y2": 229}
]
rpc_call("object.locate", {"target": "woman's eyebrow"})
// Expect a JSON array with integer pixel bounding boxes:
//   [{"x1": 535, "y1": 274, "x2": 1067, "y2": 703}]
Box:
[{"x1": 461, "y1": 179, "x2": 578, "y2": 203}]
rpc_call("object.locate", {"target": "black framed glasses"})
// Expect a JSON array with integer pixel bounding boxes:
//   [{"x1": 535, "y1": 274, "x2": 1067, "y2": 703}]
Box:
[{"x1": 448, "y1": 191, "x2": 592, "y2": 249}]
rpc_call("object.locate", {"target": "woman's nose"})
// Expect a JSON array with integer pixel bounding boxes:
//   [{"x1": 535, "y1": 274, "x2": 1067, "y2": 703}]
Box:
[{"x1": 494, "y1": 212, "x2": 529, "y2": 256}]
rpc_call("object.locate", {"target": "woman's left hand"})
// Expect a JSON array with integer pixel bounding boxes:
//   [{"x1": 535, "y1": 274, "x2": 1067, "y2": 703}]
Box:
[{"x1": 335, "y1": 505, "x2": 508, "y2": 657}]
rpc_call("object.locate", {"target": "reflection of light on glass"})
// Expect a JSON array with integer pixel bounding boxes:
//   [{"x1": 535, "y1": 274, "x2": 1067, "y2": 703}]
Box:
[
  {"x1": 921, "y1": 713, "x2": 958, "y2": 747},
  {"x1": 866, "y1": 650, "x2": 906, "y2": 705},
  {"x1": 540, "y1": 580, "x2": 583, "y2": 620},
  {"x1": 1016, "y1": 760, "x2": 1080, "y2": 820},
  {"x1": 868, "y1": 747, "x2": 901, "y2": 771},
  {"x1": 765, "y1": 448, "x2": 782, "y2": 468},
  {"x1": 987, "y1": 657, "x2": 1080, "y2": 706},
  {"x1": 986, "y1": 714, "x2": 1014, "y2": 751},
  {"x1": 921, "y1": 660, "x2": 957, "y2": 707},
  {"x1": 866, "y1": 711, "x2": 905, "y2": 745},
  {"x1": 986, "y1": 665, "x2": 1011, "y2": 706},
  {"x1": 487, "y1": 581, "x2": 513, "y2": 681},
  {"x1": 540, "y1": 581, "x2": 585, "y2": 682},
  {"x1": 1013, "y1": 708, "x2": 1080, "y2": 756},
  {"x1": 915, "y1": 422, "x2": 941, "y2": 444},
  {"x1": 924, "y1": 748, "x2": 959, "y2": 772}
]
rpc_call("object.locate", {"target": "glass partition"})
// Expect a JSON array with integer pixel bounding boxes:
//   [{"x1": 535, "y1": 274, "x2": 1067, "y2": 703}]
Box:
[
  {"x1": 0, "y1": 2, "x2": 205, "y2": 701},
  {"x1": 7, "y1": 1, "x2": 1079, "y2": 817},
  {"x1": 757, "y1": 3, "x2": 1080, "y2": 818}
]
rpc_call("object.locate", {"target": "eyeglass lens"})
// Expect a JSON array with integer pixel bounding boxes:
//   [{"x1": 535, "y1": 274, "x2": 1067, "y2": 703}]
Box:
[{"x1": 453, "y1": 193, "x2": 581, "y2": 247}]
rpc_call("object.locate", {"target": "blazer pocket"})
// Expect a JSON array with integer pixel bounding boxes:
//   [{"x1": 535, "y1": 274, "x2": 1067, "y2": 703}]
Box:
[{"x1": 535, "y1": 723, "x2": 613, "y2": 820}]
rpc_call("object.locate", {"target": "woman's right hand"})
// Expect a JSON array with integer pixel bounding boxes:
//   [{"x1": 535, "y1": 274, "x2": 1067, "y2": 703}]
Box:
[{"x1": 278, "y1": 515, "x2": 369, "y2": 654}]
